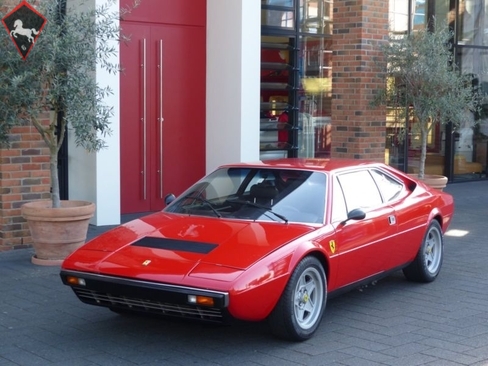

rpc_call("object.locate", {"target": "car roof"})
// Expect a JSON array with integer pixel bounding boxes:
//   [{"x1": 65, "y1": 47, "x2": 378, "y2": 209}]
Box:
[{"x1": 218, "y1": 158, "x2": 385, "y2": 173}]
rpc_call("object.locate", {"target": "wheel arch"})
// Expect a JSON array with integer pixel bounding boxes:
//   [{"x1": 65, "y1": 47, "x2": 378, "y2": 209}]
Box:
[
  {"x1": 289, "y1": 243, "x2": 331, "y2": 287},
  {"x1": 429, "y1": 210, "x2": 446, "y2": 232}
]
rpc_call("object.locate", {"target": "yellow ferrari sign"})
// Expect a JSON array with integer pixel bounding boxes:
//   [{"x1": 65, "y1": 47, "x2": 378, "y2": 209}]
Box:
[{"x1": 329, "y1": 240, "x2": 336, "y2": 254}]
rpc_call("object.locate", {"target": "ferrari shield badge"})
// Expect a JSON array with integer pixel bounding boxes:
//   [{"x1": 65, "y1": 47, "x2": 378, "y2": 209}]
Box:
[
  {"x1": 329, "y1": 240, "x2": 336, "y2": 254},
  {"x1": 2, "y1": 0, "x2": 47, "y2": 60}
]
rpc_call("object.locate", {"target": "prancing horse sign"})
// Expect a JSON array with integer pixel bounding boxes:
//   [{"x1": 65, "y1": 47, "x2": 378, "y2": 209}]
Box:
[{"x1": 2, "y1": 0, "x2": 47, "y2": 60}]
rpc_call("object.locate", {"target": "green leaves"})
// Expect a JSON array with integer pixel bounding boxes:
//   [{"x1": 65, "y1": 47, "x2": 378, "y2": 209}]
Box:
[
  {"x1": 0, "y1": 0, "x2": 137, "y2": 206},
  {"x1": 0, "y1": 0, "x2": 128, "y2": 152},
  {"x1": 375, "y1": 20, "x2": 481, "y2": 131},
  {"x1": 373, "y1": 18, "x2": 482, "y2": 178}
]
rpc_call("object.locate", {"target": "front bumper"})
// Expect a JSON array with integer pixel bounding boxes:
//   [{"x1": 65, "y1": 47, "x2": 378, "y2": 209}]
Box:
[{"x1": 60, "y1": 270, "x2": 230, "y2": 322}]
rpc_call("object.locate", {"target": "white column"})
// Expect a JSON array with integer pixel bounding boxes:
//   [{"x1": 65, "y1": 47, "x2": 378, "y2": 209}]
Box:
[
  {"x1": 206, "y1": 0, "x2": 261, "y2": 174},
  {"x1": 68, "y1": 0, "x2": 121, "y2": 226}
]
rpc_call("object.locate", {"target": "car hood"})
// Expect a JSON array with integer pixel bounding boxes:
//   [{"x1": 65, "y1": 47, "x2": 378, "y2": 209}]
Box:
[{"x1": 65, "y1": 212, "x2": 316, "y2": 280}]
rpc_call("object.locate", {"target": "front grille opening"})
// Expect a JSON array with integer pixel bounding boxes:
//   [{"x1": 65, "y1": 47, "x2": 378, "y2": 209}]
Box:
[{"x1": 73, "y1": 288, "x2": 224, "y2": 322}]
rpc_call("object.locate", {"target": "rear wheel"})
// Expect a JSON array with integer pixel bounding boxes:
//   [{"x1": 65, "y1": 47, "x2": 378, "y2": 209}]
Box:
[
  {"x1": 268, "y1": 256, "x2": 326, "y2": 341},
  {"x1": 403, "y1": 220, "x2": 444, "y2": 282}
]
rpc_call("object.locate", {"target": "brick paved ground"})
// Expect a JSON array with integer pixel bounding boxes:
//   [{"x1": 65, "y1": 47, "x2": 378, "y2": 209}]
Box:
[{"x1": 1, "y1": 180, "x2": 487, "y2": 366}]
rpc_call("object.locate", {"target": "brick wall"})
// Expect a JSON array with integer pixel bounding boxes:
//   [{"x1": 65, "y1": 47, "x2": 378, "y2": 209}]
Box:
[
  {"x1": 0, "y1": 0, "x2": 50, "y2": 251},
  {"x1": 331, "y1": 0, "x2": 389, "y2": 161},
  {"x1": 0, "y1": 124, "x2": 51, "y2": 251}
]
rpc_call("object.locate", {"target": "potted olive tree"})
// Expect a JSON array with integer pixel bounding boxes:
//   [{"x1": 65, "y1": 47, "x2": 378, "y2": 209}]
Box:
[
  {"x1": 373, "y1": 19, "x2": 481, "y2": 189},
  {"x1": 0, "y1": 0, "x2": 135, "y2": 265}
]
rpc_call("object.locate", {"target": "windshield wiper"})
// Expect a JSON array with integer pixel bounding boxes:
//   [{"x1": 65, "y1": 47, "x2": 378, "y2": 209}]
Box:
[
  {"x1": 183, "y1": 193, "x2": 222, "y2": 218},
  {"x1": 232, "y1": 199, "x2": 288, "y2": 223}
]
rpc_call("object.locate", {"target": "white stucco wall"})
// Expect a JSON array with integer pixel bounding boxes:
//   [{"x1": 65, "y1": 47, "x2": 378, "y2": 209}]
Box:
[
  {"x1": 206, "y1": 0, "x2": 261, "y2": 173},
  {"x1": 67, "y1": 0, "x2": 121, "y2": 225},
  {"x1": 68, "y1": 0, "x2": 260, "y2": 224}
]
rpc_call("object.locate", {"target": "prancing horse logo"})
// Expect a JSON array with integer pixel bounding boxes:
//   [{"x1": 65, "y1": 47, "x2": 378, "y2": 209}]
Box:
[
  {"x1": 10, "y1": 19, "x2": 40, "y2": 43},
  {"x1": 1, "y1": 0, "x2": 47, "y2": 60},
  {"x1": 329, "y1": 240, "x2": 336, "y2": 254}
]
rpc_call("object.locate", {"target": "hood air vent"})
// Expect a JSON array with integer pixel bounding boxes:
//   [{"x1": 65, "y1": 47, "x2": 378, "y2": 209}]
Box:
[{"x1": 132, "y1": 237, "x2": 217, "y2": 254}]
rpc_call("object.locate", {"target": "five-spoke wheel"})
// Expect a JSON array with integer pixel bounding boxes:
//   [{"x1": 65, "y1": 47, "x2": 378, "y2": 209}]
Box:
[
  {"x1": 269, "y1": 256, "x2": 327, "y2": 341},
  {"x1": 403, "y1": 220, "x2": 444, "y2": 282}
]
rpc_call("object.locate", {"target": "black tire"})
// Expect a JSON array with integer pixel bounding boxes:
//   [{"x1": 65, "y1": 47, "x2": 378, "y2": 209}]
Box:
[
  {"x1": 403, "y1": 220, "x2": 444, "y2": 282},
  {"x1": 268, "y1": 256, "x2": 327, "y2": 341}
]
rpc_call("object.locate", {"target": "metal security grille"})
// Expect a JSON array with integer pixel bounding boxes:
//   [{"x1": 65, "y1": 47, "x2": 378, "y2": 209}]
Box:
[{"x1": 73, "y1": 288, "x2": 224, "y2": 322}]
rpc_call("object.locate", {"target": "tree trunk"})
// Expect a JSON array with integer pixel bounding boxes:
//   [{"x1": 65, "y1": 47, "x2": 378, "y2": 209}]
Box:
[
  {"x1": 50, "y1": 146, "x2": 61, "y2": 208},
  {"x1": 418, "y1": 126, "x2": 428, "y2": 179}
]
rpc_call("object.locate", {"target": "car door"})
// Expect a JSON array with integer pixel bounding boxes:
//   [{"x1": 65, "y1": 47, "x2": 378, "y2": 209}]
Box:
[
  {"x1": 369, "y1": 168, "x2": 418, "y2": 269},
  {"x1": 331, "y1": 169, "x2": 398, "y2": 289}
]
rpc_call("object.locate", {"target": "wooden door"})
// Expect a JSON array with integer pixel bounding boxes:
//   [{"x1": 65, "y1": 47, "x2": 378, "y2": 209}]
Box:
[{"x1": 120, "y1": 23, "x2": 206, "y2": 214}]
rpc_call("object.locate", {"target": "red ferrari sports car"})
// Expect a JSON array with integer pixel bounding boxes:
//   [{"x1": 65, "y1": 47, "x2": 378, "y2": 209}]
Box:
[{"x1": 60, "y1": 158, "x2": 454, "y2": 341}]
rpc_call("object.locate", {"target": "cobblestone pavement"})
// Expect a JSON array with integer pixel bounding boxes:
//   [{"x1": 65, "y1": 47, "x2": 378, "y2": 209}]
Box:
[{"x1": 1, "y1": 181, "x2": 488, "y2": 366}]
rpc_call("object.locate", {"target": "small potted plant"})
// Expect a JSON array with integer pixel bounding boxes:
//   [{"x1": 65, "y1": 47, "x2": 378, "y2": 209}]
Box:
[
  {"x1": 373, "y1": 18, "x2": 481, "y2": 189},
  {"x1": 0, "y1": 0, "x2": 136, "y2": 265}
]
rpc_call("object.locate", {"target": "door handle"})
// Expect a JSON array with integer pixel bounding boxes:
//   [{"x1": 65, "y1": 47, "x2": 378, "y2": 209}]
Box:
[
  {"x1": 141, "y1": 38, "x2": 147, "y2": 200},
  {"x1": 388, "y1": 215, "x2": 396, "y2": 225},
  {"x1": 158, "y1": 39, "x2": 164, "y2": 199}
]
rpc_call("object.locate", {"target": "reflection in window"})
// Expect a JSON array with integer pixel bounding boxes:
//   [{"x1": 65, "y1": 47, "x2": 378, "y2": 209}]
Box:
[
  {"x1": 299, "y1": 0, "x2": 332, "y2": 35},
  {"x1": 370, "y1": 169, "x2": 404, "y2": 202},
  {"x1": 455, "y1": 46, "x2": 488, "y2": 179},
  {"x1": 337, "y1": 170, "x2": 383, "y2": 211},
  {"x1": 261, "y1": 9, "x2": 295, "y2": 28},
  {"x1": 298, "y1": 36, "x2": 332, "y2": 158},
  {"x1": 413, "y1": 0, "x2": 426, "y2": 29},
  {"x1": 263, "y1": 0, "x2": 294, "y2": 6},
  {"x1": 389, "y1": 0, "x2": 409, "y2": 35},
  {"x1": 331, "y1": 177, "x2": 348, "y2": 223},
  {"x1": 457, "y1": 0, "x2": 487, "y2": 46}
]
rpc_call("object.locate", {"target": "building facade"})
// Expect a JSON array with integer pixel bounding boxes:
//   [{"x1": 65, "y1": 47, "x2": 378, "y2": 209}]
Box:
[{"x1": 0, "y1": 0, "x2": 486, "y2": 251}]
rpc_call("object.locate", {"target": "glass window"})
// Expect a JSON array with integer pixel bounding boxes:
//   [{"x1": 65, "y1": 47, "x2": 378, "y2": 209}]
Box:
[
  {"x1": 261, "y1": 0, "x2": 331, "y2": 160},
  {"x1": 331, "y1": 177, "x2": 348, "y2": 223},
  {"x1": 262, "y1": 0, "x2": 294, "y2": 6},
  {"x1": 261, "y1": 9, "x2": 295, "y2": 28},
  {"x1": 413, "y1": 0, "x2": 427, "y2": 30},
  {"x1": 337, "y1": 170, "x2": 383, "y2": 211},
  {"x1": 457, "y1": 0, "x2": 488, "y2": 46},
  {"x1": 454, "y1": 47, "x2": 488, "y2": 180},
  {"x1": 297, "y1": 36, "x2": 332, "y2": 158},
  {"x1": 389, "y1": 0, "x2": 429, "y2": 35},
  {"x1": 165, "y1": 168, "x2": 326, "y2": 224},
  {"x1": 370, "y1": 169, "x2": 404, "y2": 202},
  {"x1": 389, "y1": 0, "x2": 409, "y2": 35},
  {"x1": 299, "y1": 0, "x2": 332, "y2": 35}
]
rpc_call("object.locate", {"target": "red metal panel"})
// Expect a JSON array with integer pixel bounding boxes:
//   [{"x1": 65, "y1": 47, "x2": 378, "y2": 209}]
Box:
[
  {"x1": 121, "y1": 0, "x2": 206, "y2": 26},
  {"x1": 120, "y1": 22, "x2": 206, "y2": 214}
]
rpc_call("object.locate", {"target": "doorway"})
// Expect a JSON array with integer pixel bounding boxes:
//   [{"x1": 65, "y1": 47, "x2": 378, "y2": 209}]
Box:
[{"x1": 120, "y1": 22, "x2": 206, "y2": 213}]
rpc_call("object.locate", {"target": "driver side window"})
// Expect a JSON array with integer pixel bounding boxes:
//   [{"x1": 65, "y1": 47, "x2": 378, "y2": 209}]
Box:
[{"x1": 337, "y1": 170, "x2": 383, "y2": 212}]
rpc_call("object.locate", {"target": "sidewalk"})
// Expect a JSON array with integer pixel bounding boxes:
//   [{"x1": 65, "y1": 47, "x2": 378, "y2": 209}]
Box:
[{"x1": 1, "y1": 180, "x2": 487, "y2": 366}]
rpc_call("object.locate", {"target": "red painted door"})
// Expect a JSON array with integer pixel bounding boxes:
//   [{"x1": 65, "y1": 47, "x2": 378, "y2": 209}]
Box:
[
  {"x1": 333, "y1": 205, "x2": 397, "y2": 288},
  {"x1": 120, "y1": 22, "x2": 206, "y2": 214}
]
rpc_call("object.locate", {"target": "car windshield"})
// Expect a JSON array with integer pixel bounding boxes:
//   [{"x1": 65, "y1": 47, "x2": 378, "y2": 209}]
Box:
[{"x1": 164, "y1": 167, "x2": 327, "y2": 224}]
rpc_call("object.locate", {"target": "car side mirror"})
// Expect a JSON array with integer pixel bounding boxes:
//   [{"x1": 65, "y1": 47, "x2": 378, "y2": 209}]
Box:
[
  {"x1": 340, "y1": 208, "x2": 366, "y2": 225},
  {"x1": 164, "y1": 193, "x2": 176, "y2": 206}
]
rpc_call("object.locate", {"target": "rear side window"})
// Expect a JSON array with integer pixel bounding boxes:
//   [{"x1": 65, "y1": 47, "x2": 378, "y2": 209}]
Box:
[
  {"x1": 337, "y1": 170, "x2": 383, "y2": 211},
  {"x1": 370, "y1": 169, "x2": 403, "y2": 202}
]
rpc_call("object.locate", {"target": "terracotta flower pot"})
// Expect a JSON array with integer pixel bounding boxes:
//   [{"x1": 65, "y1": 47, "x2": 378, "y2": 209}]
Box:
[
  {"x1": 21, "y1": 200, "x2": 95, "y2": 266},
  {"x1": 408, "y1": 174, "x2": 448, "y2": 191}
]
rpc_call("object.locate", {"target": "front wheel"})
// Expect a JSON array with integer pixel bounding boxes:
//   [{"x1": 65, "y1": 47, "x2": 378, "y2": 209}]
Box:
[
  {"x1": 268, "y1": 256, "x2": 327, "y2": 341},
  {"x1": 403, "y1": 220, "x2": 444, "y2": 282}
]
